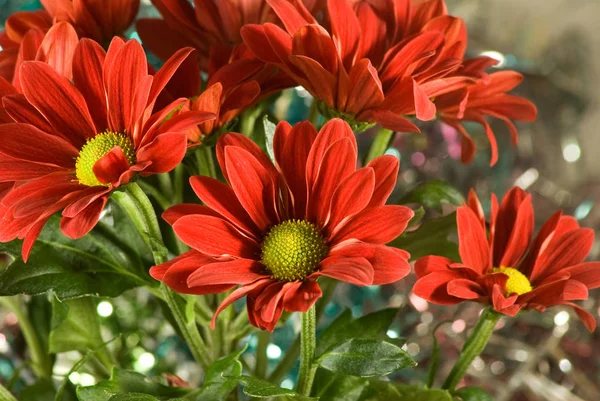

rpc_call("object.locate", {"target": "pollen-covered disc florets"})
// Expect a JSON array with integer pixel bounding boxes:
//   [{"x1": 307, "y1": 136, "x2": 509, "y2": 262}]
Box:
[
  {"x1": 492, "y1": 267, "x2": 533, "y2": 296},
  {"x1": 261, "y1": 220, "x2": 328, "y2": 282},
  {"x1": 75, "y1": 131, "x2": 135, "y2": 187}
]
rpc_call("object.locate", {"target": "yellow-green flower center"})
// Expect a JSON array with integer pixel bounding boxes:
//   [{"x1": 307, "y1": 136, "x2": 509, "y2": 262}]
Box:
[
  {"x1": 492, "y1": 267, "x2": 532, "y2": 296},
  {"x1": 75, "y1": 131, "x2": 135, "y2": 187},
  {"x1": 261, "y1": 220, "x2": 328, "y2": 282}
]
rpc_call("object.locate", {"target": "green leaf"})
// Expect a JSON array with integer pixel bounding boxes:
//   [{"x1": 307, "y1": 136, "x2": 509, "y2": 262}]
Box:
[
  {"x1": 318, "y1": 338, "x2": 416, "y2": 377},
  {"x1": 407, "y1": 207, "x2": 425, "y2": 230},
  {"x1": 49, "y1": 297, "x2": 105, "y2": 354},
  {"x1": 316, "y1": 308, "x2": 398, "y2": 357},
  {"x1": 108, "y1": 395, "x2": 159, "y2": 401},
  {"x1": 76, "y1": 369, "x2": 188, "y2": 401},
  {"x1": 0, "y1": 214, "x2": 150, "y2": 300},
  {"x1": 263, "y1": 115, "x2": 277, "y2": 162},
  {"x1": 400, "y1": 180, "x2": 464, "y2": 212},
  {"x1": 228, "y1": 376, "x2": 314, "y2": 400},
  {"x1": 20, "y1": 379, "x2": 60, "y2": 401},
  {"x1": 361, "y1": 382, "x2": 453, "y2": 401},
  {"x1": 198, "y1": 346, "x2": 246, "y2": 400},
  {"x1": 453, "y1": 387, "x2": 494, "y2": 401},
  {"x1": 312, "y1": 369, "x2": 368, "y2": 401},
  {"x1": 390, "y1": 213, "x2": 459, "y2": 261}
]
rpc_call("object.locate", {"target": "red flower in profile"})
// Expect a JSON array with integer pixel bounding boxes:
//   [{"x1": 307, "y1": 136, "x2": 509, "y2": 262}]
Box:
[
  {"x1": 413, "y1": 187, "x2": 599, "y2": 332},
  {"x1": 0, "y1": 38, "x2": 214, "y2": 261},
  {"x1": 151, "y1": 119, "x2": 414, "y2": 331},
  {"x1": 241, "y1": 0, "x2": 536, "y2": 164},
  {"x1": 40, "y1": 0, "x2": 139, "y2": 44},
  {"x1": 435, "y1": 71, "x2": 537, "y2": 165}
]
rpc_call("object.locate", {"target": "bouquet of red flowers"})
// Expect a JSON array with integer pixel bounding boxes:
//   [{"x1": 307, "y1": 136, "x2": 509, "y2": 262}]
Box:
[{"x1": 0, "y1": 1, "x2": 596, "y2": 400}]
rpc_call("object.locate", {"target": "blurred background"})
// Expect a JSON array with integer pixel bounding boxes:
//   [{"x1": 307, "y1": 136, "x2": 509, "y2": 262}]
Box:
[{"x1": 1, "y1": 0, "x2": 599, "y2": 400}]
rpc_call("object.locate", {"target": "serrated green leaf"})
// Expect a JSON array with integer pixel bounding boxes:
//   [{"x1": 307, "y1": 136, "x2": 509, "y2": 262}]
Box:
[
  {"x1": 390, "y1": 213, "x2": 459, "y2": 261},
  {"x1": 318, "y1": 338, "x2": 416, "y2": 377},
  {"x1": 400, "y1": 181, "x2": 464, "y2": 212},
  {"x1": 361, "y1": 382, "x2": 453, "y2": 401},
  {"x1": 316, "y1": 308, "x2": 399, "y2": 357},
  {"x1": 263, "y1": 116, "x2": 277, "y2": 162},
  {"x1": 76, "y1": 369, "x2": 187, "y2": 401},
  {"x1": 312, "y1": 369, "x2": 368, "y2": 401},
  {"x1": 227, "y1": 375, "x2": 314, "y2": 399},
  {"x1": 198, "y1": 346, "x2": 246, "y2": 400},
  {"x1": 108, "y1": 394, "x2": 159, "y2": 401},
  {"x1": 49, "y1": 297, "x2": 105, "y2": 354},
  {"x1": 427, "y1": 321, "x2": 451, "y2": 388},
  {"x1": 0, "y1": 214, "x2": 151, "y2": 300},
  {"x1": 453, "y1": 387, "x2": 494, "y2": 401}
]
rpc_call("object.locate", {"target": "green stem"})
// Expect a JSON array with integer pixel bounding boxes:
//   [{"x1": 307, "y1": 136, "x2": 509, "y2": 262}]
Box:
[
  {"x1": 296, "y1": 306, "x2": 317, "y2": 396},
  {"x1": 137, "y1": 180, "x2": 171, "y2": 211},
  {"x1": 196, "y1": 145, "x2": 217, "y2": 179},
  {"x1": 113, "y1": 183, "x2": 212, "y2": 370},
  {"x1": 307, "y1": 100, "x2": 320, "y2": 126},
  {"x1": 255, "y1": 331, "x2": 271, "y2": 379},
  {"x1": 442, "y1": 307, "x2": 501, "y2": 391},
  {"x1": 269, "y1": 279, "x2": 335, "y2": 383},
  {"x1": 0, "y1": 297, "x2": 52, "y2": 378},
  {"x1": 0, "y1": 383, "x2": 17, "y2": 401},
  {"x1": 365, "y1": 128, "x2": 394, "y2": 163}
]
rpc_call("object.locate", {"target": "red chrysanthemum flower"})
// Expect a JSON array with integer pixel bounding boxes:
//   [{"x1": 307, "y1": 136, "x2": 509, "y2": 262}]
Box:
[
  {"x1": 40, "y1": 0, "x2": 140, "y2": 45},
  {"x1": 413, "y1": 187, "x2": 599, "y2": 332},
  {"x1": 241, "y1": 0, "x2": 536, "y2": 164},
  {"x1": 151, "y1": 118, "x2": 414, "y2": 331},
  {"x1": 0, "y1": 10, "x2": 52, "y2": 82},
  {"x1": 0, "y1": 37, "x2": 214, "y2": 261},
  {"x1": 0, "y1": 0, "x2": 139, "y2": 82},
  {"x1": 435, "y1": 70, "x2": 537, "y2": 165}
]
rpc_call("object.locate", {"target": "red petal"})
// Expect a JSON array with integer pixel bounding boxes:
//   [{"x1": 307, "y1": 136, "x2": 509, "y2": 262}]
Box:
[
  {"x1": 561, "y1": 262, "x2": 600, "y2": 290},
  {"x1": 187, "y1": 258, "x2": 265, "y2": 287},
  {"x1": 173, "y1": 214, "x2": 260, "y2": 258},
  {"x1": 330, "y1": 205, "x2": 414, "y2": 245},
  {"x1": 283, "y1": 279, "x2": 322, "y2": 312},
  {"x1": 92, "y1": 146, "x2": 131, "y2": 185},
  {"x1": 267, "y1": 0, "x2": 314, "y2": 34},
  {"x1": 413, "y1": 271, "x2": 462, "y2": 305},
  {"x1": 20, "y1": 61, "x2": 97, "y2": 146},
  {"x1": 315, "y1": 256, "x2": 374, "y2": 286},
  {"x1": 136, "y1": 133, "x2": 188, "y2": 174},
  {"x1": 73, "y1": 39, "x2": 108, "y2": 132},
  {"x1": 368, "y1": 109, "x2": 420, "y2": 133},
  {"x1": 325, "y1": 168, "x2": 375, "y2": 233},
  {"x1": 366, "y1": 155, "x2": 399, "y2": 207},
  {"x1": 327, "y1": 0, "x2": 361, "y2": 67},
  {"x1": 563, "y1": 302, "x2": 597, "y2": 332},
  {"x1": 147, "y1": 47, "x2": 195, "y2": 110},
  {"x1": 499, "y1": 195, "x2": 534, "y2": 268},
  {"x1": 35, "y1": 22, "x2": 78, "y2": 79},
  {"x1": 60, "y1": 196, "x2": 108, "y2": 239},
  {"x1": 3, "y1": 93, "x2": 53, "y2": 132},
  {"x1": 447, "y1": 279, "x2": 484, "y2": 299},
  {"x1": 414, "y1": 255, "x2": 453, "y2": 278},
  {"x1": 223, "y1": 146, "x2": 279, "y2": 232},
  {"x1": 163, "y1": 204, "x2": 219, "y2": 226},
  {"x1": 211, "y1": 278, "x2": 273, "y2": 329},
  {"x1": 491, "y1": 285, "x2": 519, "y2": 316},
  {"x1": 456, "y1": 205, "x2": 490, "y2": 274},
  {"x1": 189, "y1": 175, "x2": 259, "y2": 237}
]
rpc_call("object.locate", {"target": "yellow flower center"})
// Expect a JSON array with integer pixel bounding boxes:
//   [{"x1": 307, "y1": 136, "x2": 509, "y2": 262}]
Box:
[
  {"x1": 261, "y1": 220, "x2": 328, "y2": 282},
  {"x1": 492, "y1": 267, "x2": 532, "y2": 296},
  {"x1": 75, "y1": 131, "x2": 135, "y2": 187}
]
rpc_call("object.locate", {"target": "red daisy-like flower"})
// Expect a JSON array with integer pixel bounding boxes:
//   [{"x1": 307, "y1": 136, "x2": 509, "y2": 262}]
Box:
[
  {"x1": 413, "y1": 187, "x2": 599, "y2": 332},
  {"x1": 151, "y1": 118, "x2": 414, "y2": 331},
  {"x1": 40, "y1": 0, "x2": 140, "y2": 45},
  {"x1": 0, "y1": 0, "x2": 139, "y2": 82},
  {"x1": 0, "y1": 37, "x2": 214, "y2": 261},
  {"x1": 435, "y1": 70, "x2": 537, "y2": 165},
  {"x1": 241, "y1": 0, "x2": 536, "y2": 163}
]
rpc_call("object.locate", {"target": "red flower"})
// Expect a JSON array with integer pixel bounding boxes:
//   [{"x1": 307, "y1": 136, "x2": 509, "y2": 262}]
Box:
[
  {"x1": 0, "y1": 37, "x2": 214, "y2": 261},
  {"x1": 241, "y1": 0, "x2": 536, "y2": 163},
  {"x1": 151, "y1": 119, "x2": 413, "y2": 331},
  {"x1": 40, "y1": 0, "x2": 139, "y2": 44},
  {"x1": 0, "y1": 10, "x2": 52, "y2": 81},
  {"x1": 137, "y1": 0, "x2": 319, "y2": 73},
  {"x1": 435, "y1": 70, "x2": 537, "y2": 165},
  {"x1": 0, "y1": 0, "x2": 139, "y2": 82},
  {"x1": 413, "y1": 187, "x2": 599, "y2": 332}
]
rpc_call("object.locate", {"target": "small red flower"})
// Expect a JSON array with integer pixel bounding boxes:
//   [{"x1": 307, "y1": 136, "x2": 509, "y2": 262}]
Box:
[
  {"x1": 40, "y1": 0, "x2": 140, "y2": 44},
  {"x1": 151, "y1": 119, "x2": 414, "y2": 331},
  {"x1": 0, "y1": 0, "x2": 139, "y2": 82},
  {"x1": 435, "y1": 71, "x2": 537, "y2": 165},
  {"x1": 0, "y1": 37, "x2": 214, "y2": 261},
  {"x1": 413, "y1": 187, "x2": 599, "y2": 332}
]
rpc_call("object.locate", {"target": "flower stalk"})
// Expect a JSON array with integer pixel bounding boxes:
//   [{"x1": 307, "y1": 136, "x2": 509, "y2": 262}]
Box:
[
  {"x1": 0, "y1": 383, "x2": 17, "y2": 401},
  {"x1": 365, "y1": 128, "x2": 395, "y2": 163},
  {"x1": 297, "y1": 306, "x2": 318, "y2": 396},
  {"x1": 442, "y1": 307, "x2": 501, "y2": 391}
]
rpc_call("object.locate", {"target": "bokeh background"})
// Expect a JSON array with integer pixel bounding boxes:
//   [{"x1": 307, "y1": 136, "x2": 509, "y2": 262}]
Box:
[{"x1": 1, "y1": 0, "x2": 599, "y2": 400}]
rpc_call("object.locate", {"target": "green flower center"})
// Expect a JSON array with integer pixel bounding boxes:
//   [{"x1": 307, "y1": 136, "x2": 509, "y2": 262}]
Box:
[
  {"x1": 75, "y1": 131, "x2": 135, "y2": 187},
  {"x1": 261, "y1": 220, "x2": 328, "y2": 282},
  {"x1": 492, "y1": 267, "x2": 532, "y2": 296}
]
